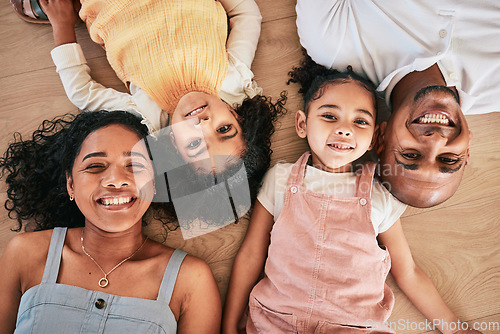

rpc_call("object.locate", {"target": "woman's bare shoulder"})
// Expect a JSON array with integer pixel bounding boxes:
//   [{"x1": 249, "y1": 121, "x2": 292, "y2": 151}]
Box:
[{"x1": 4, "y1": 229, "x2": 53, "y2": 256}]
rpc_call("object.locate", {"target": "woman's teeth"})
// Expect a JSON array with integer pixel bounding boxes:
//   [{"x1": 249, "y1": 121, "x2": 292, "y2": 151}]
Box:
[
  {"x1": 417, "y1": 114, "x2": 450, "y2": 125},
  {"x1": 101, "y1": 197, "x2": 133, "y2": 206}
]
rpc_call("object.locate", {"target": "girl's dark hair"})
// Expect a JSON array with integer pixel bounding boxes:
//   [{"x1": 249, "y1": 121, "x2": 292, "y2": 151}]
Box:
[
  {"x1": 234, "y1": 92, "x2": 287, "y2": 202},
  {"x1": 0, "y1": 111, "x2": 150, "y2": 232},
  {"x1": 288, "y1": 52, "x2": 377, "y2": 116}
]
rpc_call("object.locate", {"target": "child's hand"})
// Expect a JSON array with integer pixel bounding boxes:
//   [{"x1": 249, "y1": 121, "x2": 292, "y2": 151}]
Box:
[
  {"x1": 39, "y1": 0, "x2": 80, "y2": 29},
  {"x1": 39, "y1": 0, "x2": 80, "y2": 46}
]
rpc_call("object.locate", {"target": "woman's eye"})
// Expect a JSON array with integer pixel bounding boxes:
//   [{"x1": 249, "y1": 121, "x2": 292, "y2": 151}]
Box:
[
  {"x1": 187, "y1": 139, "x2": 201, "y2": 150},
  {"x1": 402, "y1": 152, "x2": 420, "y2": 160},
  {"x1": 355, "y1": 119, "x2": 369, "y2": 125},
  {"x1": 217, "y1": 125, "x2": 232, "y2": 133},
  {"x1": 84, "y1": 164, "x2": 105, "y2": 171}
]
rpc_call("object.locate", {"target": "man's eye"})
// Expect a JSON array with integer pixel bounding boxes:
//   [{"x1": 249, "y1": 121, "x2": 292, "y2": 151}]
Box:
[
  {"x1": 217, "y1": 125, "x2": 232, "y2": 133},
  {"x1": 187, "y1": 139, "x2": 201, "y2": 150},
  {"x1": 439, "y1": 156, "x2": 460, "y2": 164},
  {"x1": 402, "y1": 152, "x2": 420, "y2": 160}
]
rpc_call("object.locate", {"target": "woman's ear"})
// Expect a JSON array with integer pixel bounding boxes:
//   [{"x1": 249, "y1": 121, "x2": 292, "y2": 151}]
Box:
[
  {"x1": 374, "y1": 121, "x2": 387, "y2": 155},
  {"x1": 296, "y1": 110, "x2": 307, "y2": 138},
  {"x1": 66, "y1": 172, "x2": 74, "y2": 198}
]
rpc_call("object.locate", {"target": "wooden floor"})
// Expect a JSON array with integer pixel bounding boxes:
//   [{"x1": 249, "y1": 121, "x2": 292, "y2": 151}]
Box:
[{"x1": 1, "y1": 0, "x2": 499, "y2": 332}]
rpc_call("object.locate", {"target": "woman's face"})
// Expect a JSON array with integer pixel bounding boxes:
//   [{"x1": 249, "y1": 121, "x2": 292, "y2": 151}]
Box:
[
  {"x1": 170, "y1": 92, "x2": 245, "y2": 173},
  {"x1": 66, "y1": 124, "x2": 155, "y2": 233}
]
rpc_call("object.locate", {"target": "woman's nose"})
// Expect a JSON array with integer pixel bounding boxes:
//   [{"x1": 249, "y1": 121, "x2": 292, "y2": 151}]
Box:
[{"x1": 102, "y1": 167, "x2": 130, "y2": 188}]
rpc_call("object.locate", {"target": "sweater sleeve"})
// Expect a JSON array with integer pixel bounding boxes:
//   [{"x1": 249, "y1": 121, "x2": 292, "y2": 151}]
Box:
[
  {"x1": 50, "y1": 43, "x2": 137, "y2": 113},
  {"x1": 50, "y1": 43, "x2": 162, "y2": 132},
  {"x1": 219, "y1": 0, "x2": 262, "y2": 69}
]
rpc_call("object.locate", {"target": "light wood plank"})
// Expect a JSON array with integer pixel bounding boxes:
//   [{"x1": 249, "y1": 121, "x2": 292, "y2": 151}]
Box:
[{"x1": 255, "y1": 0, "x2": 296, "y2": 23}]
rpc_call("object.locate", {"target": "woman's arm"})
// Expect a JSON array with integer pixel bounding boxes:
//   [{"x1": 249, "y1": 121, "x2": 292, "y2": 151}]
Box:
[
  {"x1": 222, "y1": 200, "x2": 275, "y2": 334},
  {"x1": 0, "y1": 236, "x2": 29, "y2": 334},
  {"x1": 378, "y1": 220, "x2": 481, "y2": 334},
  {"x1": 219, "y1": 0, "x2": 262, "y2": 69},
  {"x1": 176, "y1": 256, "x2": 222, "y2": 334}
]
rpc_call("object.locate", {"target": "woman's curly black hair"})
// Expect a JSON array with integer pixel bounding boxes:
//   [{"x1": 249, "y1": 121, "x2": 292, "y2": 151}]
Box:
[
  {"x1": 288, "y1": 52, "x2": 377, "y2": 116},
  {"x1": 0, "y1": 111, "x2": 152, "y2": 232},
  {"x1": 234, "y1": 92, "x2": 287, "y2": 202}
]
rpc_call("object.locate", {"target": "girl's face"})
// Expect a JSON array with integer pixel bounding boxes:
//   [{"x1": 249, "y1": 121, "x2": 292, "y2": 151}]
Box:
[
  {"x1": 296, "y1": 81, "x2": 377, "y2": 172},
  {"x1": 66, "y1": 124, "x2": 155, "y2": 233},
  {"x1": 170, "y1": 92, "x2": 245, "y2": 174}
]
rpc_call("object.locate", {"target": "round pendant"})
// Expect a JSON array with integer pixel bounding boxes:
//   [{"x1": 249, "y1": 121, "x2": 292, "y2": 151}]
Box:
[{"x1": 98, "y1": 277, "x2": 109, "y2": 288}]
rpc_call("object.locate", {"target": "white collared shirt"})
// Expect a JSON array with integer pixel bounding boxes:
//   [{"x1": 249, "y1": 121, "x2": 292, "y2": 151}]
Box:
[{"x1": 296, "y1": 0, "x2": 500, "y2": 114}]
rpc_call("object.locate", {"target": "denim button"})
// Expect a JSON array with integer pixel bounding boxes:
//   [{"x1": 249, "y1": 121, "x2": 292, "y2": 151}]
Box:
[
  {"x1": 290, "y1": 186, "x2": 298, "y2": 194},
  {"x1": 95, "y1": 298, "x2": 106, "y2": 309},
  {"x1": 359, "y1": 198, "x2": 367, "y2": 206}
]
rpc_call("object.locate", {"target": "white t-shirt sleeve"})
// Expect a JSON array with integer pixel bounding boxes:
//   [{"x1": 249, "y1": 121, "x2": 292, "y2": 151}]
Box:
[
  {"x1": 371, "y1": 179, "x2": 407, "y2": 234},
  {"x1": 256, "y1": 164, "x2": 278, "y2": 216},
  {"x1": 256, "y1": 163, "x2": 292, "y2": 219}
]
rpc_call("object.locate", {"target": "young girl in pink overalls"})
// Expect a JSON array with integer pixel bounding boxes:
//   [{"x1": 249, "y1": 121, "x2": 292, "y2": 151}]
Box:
[{"x1": 222, "y1": 56, "x2": 482, "y2": 334}]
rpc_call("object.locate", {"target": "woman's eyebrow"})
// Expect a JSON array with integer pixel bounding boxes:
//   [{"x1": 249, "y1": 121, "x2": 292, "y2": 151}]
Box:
[{"x1": 82, "y1": 152, "x2": 106, "y2": 161}]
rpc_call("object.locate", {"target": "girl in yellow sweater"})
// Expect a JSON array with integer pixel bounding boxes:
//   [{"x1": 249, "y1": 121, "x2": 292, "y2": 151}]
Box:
[{"x1": 11, "y1": 0, "x2": 285, "y2": 205}]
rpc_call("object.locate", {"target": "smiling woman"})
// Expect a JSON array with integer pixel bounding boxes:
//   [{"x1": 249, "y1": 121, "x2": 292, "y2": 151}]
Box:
[{"x1": 0, "y1": 111, "x2": 221, "y2": 333}]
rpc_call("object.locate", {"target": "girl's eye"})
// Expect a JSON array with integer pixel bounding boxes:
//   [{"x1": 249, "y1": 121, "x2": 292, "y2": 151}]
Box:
[
  {"x1": 355, "y1": 119, "x2": 369, "y2": 125},
  {"x1": 402, "y1": 152, "x2": 420, "y2": 160},
  {"x1": 322, "y1": 114, "x2": 336, "y2": 120},
  {"x1": 187, "y1": 139, "x2": 201, "y2": 150},
  {"x1": 217, "y1": 125, "x2": 232, "y2": 133}
]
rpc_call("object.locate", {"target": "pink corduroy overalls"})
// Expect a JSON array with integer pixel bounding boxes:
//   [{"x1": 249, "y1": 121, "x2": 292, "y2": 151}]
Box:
[{"x1": 247, "y1": 152, "x2": 395, "y2": 333}]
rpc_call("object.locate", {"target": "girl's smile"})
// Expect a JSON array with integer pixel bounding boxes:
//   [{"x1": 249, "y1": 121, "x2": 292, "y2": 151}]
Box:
[{"x1": 296, "y1": 80, "x2": 377, "y2": 173}]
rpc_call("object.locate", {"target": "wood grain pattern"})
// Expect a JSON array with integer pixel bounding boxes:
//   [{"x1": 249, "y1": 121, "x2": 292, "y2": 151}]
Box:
[{"x1": 0, "y1": 0, "x2": 499, "y2": 328}]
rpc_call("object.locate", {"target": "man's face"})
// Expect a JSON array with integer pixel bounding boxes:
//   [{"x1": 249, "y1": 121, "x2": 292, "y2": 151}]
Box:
[{"x1": 377, "y1": 86, "x2": 472, "y2": 207}]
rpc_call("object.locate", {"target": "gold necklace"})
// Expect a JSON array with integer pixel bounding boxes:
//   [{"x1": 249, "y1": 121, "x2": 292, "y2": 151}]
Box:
[{"x1": 81, "y1": 228, "x2": 148, "y2": 288}]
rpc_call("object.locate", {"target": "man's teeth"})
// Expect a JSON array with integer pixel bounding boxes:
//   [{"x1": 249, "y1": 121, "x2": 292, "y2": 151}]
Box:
[
  {"x1": 417, "y1": 114, "x2": 450, "y2": 125},
  {"x1": 101, "y1": 197, "x2": 133, "y2": 206}
]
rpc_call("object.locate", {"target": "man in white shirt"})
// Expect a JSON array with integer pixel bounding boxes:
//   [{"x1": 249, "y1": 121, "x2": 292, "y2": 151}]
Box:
[{"x1": 296, "y1": 0, "x2": 500, "y2": 207}]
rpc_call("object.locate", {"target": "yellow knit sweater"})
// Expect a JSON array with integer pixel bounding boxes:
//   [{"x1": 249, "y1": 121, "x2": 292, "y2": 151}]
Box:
[{"x1": 80, "y1": 0, "x2": 229, "y2": 112}]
